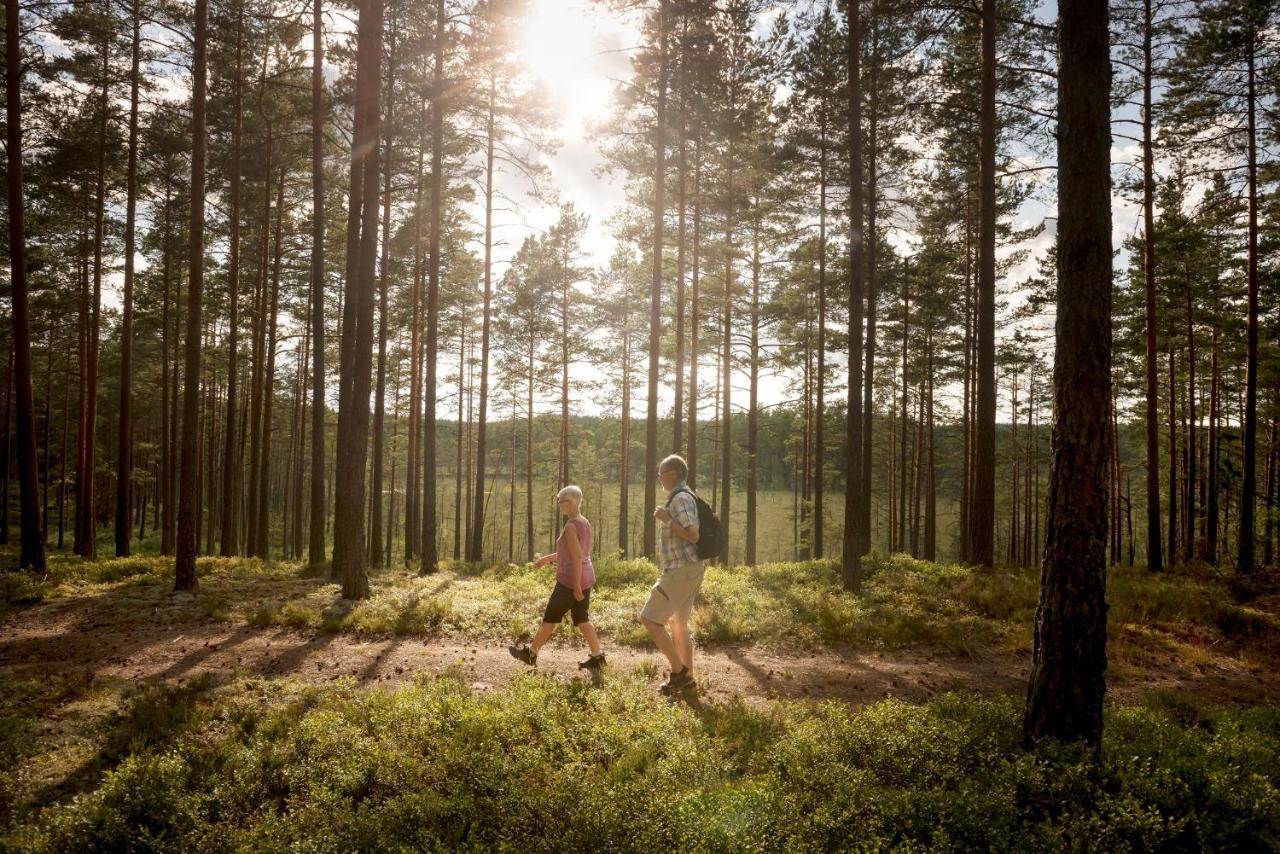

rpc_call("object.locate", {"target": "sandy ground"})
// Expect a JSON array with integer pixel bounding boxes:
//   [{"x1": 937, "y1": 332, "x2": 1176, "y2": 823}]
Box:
[{"x1": 4, "y1": 593, "x2": 1279, "y2": 708}]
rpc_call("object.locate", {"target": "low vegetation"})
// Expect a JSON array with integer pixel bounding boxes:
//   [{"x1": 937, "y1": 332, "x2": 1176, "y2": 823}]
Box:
[{"x1": 1, "y1": 671, "x2": 1277, "y2": 851}]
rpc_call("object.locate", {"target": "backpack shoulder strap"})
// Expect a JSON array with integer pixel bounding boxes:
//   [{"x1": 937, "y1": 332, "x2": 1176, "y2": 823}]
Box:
[{"x1": 665, "y1": 486, "x2": 693, "y2": 508}]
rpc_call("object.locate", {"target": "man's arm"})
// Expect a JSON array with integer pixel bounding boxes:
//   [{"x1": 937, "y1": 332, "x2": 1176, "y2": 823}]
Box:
[{"x1": 668, "y1": 494, "x2": 700, "y2": 544}]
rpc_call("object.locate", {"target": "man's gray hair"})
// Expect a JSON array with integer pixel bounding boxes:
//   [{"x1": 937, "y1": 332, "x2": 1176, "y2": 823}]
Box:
[
  {"x1": 556, "y1": 484, "x2": 584, "y2": 504},
  {"x1": 659, "y1": 454, "x2": 688, "y2": 479}
]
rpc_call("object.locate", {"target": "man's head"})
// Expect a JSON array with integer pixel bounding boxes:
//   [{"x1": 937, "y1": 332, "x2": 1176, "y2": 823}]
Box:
[{"x1": 657, "y1": 454, "x2": 688, "y2": 494}]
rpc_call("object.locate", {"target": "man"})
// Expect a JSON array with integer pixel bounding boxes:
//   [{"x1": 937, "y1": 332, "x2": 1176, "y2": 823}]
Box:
[{"x1": 642, "y1": 454, "x2": 703, "y2": 694}]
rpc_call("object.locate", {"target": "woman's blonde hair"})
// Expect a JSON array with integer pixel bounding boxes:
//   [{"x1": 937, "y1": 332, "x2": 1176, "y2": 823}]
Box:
[{"x1": 556, "y1": 485, "x2": 584, "y2": 504}]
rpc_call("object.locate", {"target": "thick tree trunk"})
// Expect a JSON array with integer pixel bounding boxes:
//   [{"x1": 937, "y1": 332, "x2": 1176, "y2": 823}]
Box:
[
  {"x1": 842, "y1": 0, "x2": 865, "y2": 589},
  {"x1": 5, "y1": 0, "x2": 44, "y2": 570},
  {"x1": 176, "y1": 0, "x2": 209, "y2": 591},
  {"x1": 971, "y1": 0, "x2": 997, "y2": 568},
  {"x1": 1023, "y1": 0, "x2": 1111, "y2": 746},
  {"x1": 332, "y1": 0, "x2": 383, "y2": 598}
]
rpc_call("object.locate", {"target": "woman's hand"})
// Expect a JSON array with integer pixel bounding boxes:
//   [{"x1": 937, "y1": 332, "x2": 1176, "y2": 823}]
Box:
[
  {"x1": 573, "y1": 586, "x2": 584, "y2": 602},
  {"x1": 532, "y1": 554, "x2": 555, "y2": 569},
  {"x1": 654, "y1": 507, "x2": 671, "y2": 524}
]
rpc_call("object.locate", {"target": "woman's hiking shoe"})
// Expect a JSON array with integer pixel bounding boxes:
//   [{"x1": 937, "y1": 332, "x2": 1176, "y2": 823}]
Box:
[
  {"x1": 578, "y1": 652, "x2": 607, "y2": 671},
  {"x1": 659, "y1": 666, "x2": 694, "y2": 695},
  {"x1": 508, "y1": 644, "x2": 537, "y2": 666}
]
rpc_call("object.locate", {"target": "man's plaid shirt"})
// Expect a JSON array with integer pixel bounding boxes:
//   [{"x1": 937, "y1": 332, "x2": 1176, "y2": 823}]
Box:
[{"x1": 659, "y1": 484, "x2": 700, "y2": 572}]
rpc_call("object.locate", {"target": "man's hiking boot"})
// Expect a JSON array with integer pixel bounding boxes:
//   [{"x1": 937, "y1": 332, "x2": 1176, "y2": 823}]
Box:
[
  {"x1": 578, "y1": 652, "x2": 607, "y2": 671},
  {"x1": 659, "y1": 666, "x2": 694, "y2": 695},
  {"x1": 508, "y1": 644, "x2": 537, "y2": 666}
]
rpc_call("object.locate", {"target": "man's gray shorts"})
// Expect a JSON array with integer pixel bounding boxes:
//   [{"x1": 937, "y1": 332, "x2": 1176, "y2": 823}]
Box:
[{"x1": 641, "y1": 561, "x2": 705, "y2": 624}]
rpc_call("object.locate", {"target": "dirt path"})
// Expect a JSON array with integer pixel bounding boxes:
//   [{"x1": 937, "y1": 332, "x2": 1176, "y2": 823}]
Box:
[{"x1": 2, "y1": 600, "x2": 1278, "y2": 708}]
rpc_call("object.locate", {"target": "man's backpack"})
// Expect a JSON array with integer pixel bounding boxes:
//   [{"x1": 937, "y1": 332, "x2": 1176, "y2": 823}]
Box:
[{"x1": 666, "y1": 486, "x2": 723, "y2": 561}]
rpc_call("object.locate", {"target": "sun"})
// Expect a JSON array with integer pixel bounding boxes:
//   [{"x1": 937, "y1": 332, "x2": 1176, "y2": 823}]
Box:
[{"x1": 515, "y1": 0, "x2": 615, "y2": 138}]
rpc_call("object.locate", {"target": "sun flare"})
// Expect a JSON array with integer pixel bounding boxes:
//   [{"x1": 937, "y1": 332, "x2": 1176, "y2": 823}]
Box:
[{"x1": 515, "y1": 0, "x2": 615, "y2": 137}]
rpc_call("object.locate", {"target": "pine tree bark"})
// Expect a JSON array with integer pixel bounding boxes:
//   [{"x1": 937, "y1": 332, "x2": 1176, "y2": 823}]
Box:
[
  {"x1": 1140, "y1": 0, "x2": 1162, "y2": 572},
  {"x1": 332, "y1": 0, "x2": 383, "y2": 598},
  {"x1": 686, "y1": 134, "x2": 701, "y2": 488},
  {"x1": 1023, "y1": 0, "x2": 1111, "y2": 746},
  {"x1": 254, "y1": 170, "x2": 285, "y2": 559},
  {"x1": 369, "y1": 9, "x2": 397, "y2": 568},
  {"x1": 468, "y1": 74, "x2": 497, "y2": 563},
  {"x1": 308, "y1": 0, "x2": 327, "y2": 567},
  {"x1": 220, "y1": 4, "x2": 245, "y2": 557},
  {"x1": 176, "y1": 0, "x2": 209, "y2": 591},
  {"x1": 114, "y1": 0, "x2": 141, "y2": 557},
  {"x1": 419, "y1": 0, "x2": 445, "y2": 575},
  {"x1": 5, "y1": 0, "x2": 45, "y2": 570},
  {"x1": 842, "y1": 0, "x2": 865, "y2": 589},
  {"x1": 746, "y1": 211, "x2": 760, "y2": 566},
  {"x1": 970, "y1": 0, "x2": 997, "y2": 568},
  {"x1": 1237, "y1": 19, "x2": 1259, "y2": 578},
  {"x1": 642, "y1": 0, "x2": 668, "y2": 560}
]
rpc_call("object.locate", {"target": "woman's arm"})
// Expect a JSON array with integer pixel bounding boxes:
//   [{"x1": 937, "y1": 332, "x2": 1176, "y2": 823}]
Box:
[{"x1": 565, "y1": 524, "x2": 584, "y2": 598}]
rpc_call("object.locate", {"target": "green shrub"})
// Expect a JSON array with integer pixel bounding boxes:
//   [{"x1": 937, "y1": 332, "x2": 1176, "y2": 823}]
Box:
[{"x1": 9, "y1": 677, "x2": 1279, "y2": 853}]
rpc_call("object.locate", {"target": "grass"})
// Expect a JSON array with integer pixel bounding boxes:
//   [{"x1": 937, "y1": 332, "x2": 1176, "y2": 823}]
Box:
[
  {"x1": 0, "y1": 672, "x2": 1277, "y2": 851},
  {"x1": 3, "y1": 546, "x2": 1278, "y2": 669}
]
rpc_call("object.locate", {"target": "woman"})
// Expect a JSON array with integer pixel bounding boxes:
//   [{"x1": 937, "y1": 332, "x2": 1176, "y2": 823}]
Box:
[{"x1": 509, "y1": 485, "x2": 606, "y2": 670}]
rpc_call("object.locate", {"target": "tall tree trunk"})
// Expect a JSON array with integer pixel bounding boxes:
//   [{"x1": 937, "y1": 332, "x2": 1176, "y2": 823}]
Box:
[
  {"x1": 673, "y1": 30, "x2": 687, "y2": 454},
  {"x1": 308, "y1": 0, "x2": 327, "y2": 567},
  {"x1": 814, "y1": 119, "x2": 828, "y2": 559},
  {"x1": 5, "y1": 0, "x2": 44, "y2": 570},
  {"x1": 860, "y1": 30, "x2": 879, "y2": 557},
  {"x1": 971, "y1": 0, "x2": 997, "y2": 568},
  {"x1": 468, "y1": 74, "x2": 497, "y2": 563},
  {"x1": 620, "y1": 315, "x2": 631, "y2": 557},
  {"x1": 332, "y1": 0, "x2": 383, "y2": 598},
  {"x1": 160, "y1": 186, "x2": 176, "y2": 555},
  {"x1": 1237, "y1": 21, "x2": 1259, "y2": 578},
  {"x1": 924, "y1": 330, "x2": 936, "y2": 562},
  {"x1": 76, "y1": 28, "x2": 110, "y2": 561},
  {"x1": 404, "y1": 94, "x2": 426, "y2": 564},
  {"x1": 642, "y1": 0, "x2": 668, "y2": 559},
  {"x1": 686, "y1": 134, "x2": 701, "y2": 488},
  {"x1": 369, "y1": 8, "x2": 397, "y2": 568},
  {"x1": 1183, "y1": 286, "x2": 1196, "y2": 559},
  {"x1": 960, "y1": 198, "x2": 973, "y2": 561},
  {"x1": 525, "y1": 337, "x2": 534, "y2": 560},
  {"x1": 1140, "y1": 0, "x2": 1162, "y2": 572},
  {"x1": 246, "y1": 112, "x2": 272, "y2": 555},
  {"x1": 176, "y1": 0, "x2": 208, "y2": 591},
  {"x1": 746, "y1": 211, "x2": 760, "y2": 566},
  {"x1": 1167, "y1": 347, "x2": 1177, "y2": 561},
  {"x1": 842, "y1": 0, "x2": 865, "y2": 589},
  {"x1": 114, "y1": 0, "x2": 141, "y2": 557},
  {"x1": 1205, "y1": 327, "x2": 1219, "y2": 562},
  {"x1": 254, "y1": 170, "x2": 285, "y2": 559},
  {"x1": 419, "y1": 0, "x2": 444, "y2": 575},
  {"x1": 221, "y1": 4, "x2": 245, "y2": 557},
  {"x1": 719, "y1": 135, "x2": 733, "y2": 566},
  {"x1": 1023, "y1": 0, "x2": 1110, "y2": 746}
]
